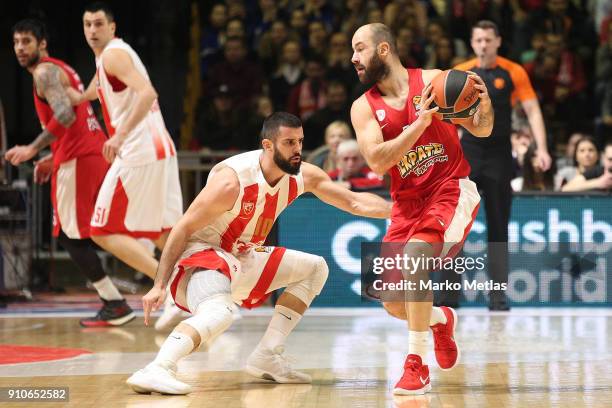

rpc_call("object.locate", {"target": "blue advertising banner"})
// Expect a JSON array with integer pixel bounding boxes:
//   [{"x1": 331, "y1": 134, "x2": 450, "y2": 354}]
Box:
[{"x1": 277, "y1": 194, "x2": 611, "y2": 307}]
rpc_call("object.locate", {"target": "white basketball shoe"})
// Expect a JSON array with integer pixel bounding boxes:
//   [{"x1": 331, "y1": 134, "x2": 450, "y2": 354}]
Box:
[
  {"x1": 245, "y1": 346, "x2": 311, "y2": 384},
  {"x1": 126, "y1": 361, "x2": 192, "y2": 395}
]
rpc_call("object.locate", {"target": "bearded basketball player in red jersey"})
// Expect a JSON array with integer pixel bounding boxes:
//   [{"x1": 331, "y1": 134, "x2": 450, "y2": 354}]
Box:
[
  {"x1": 6, "y1": 19, "x2": 134, "y2": 326},
  {"x1": 351, "y1": 24, "x2": 494, "y2": 394}
]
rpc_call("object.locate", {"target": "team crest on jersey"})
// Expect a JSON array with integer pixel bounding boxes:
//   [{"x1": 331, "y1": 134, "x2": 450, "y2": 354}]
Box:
[
  {"x1": 242, "y1": 202, "x2": 255, "y2": 215},
  {"x1": 375, "y1": 109, "x2": 386, "y2": 121},
  {"x1": 396, "y1": 143, "x2": 448, "y2": 178}
]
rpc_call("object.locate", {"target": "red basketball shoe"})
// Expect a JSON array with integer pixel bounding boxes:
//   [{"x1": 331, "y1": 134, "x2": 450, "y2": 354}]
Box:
[
  {"x1": 393, "y1": 354, "x2": 431, "y2": 395},
  {"x1": 430, "y1": 306, "x2": 459, "y2": 370}
]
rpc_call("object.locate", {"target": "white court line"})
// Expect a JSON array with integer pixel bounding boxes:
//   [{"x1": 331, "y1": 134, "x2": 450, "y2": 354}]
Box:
[{"x1": 1, "y1": 307, "x2": 611, "y2": 318}]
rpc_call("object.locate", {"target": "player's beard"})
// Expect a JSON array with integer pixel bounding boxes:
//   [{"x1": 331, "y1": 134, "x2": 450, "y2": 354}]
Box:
[
  {"x1": 18, "y1": 50, "x2": 40, "y2": 68},
  {"x1": 360, "y1": 52, "x2": 390, "y2": 86},
  {"x1": 273, "y1": 148, "x2": 301, "y2": 175}
]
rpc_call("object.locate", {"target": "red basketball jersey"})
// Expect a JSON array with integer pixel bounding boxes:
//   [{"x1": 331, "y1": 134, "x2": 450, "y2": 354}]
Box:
[
  {"x1": 33, "y1": 57, "x2": 107, "y2": 168},
  {"x1": 364, "y1": 68, "x2": 471, "y2": 201}
]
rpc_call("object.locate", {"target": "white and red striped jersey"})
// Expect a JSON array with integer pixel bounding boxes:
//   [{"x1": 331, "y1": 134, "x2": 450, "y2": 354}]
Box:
[
  {"x1": 95, "y1": 38, "x2": 176, "y2": 167},
  {"x1": 190, "y1": 150, "x2": 304, "y2": 256}
]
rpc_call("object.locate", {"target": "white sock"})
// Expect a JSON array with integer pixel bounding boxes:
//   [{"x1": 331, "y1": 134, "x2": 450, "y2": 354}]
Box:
[
  {"x1": 153, "y1": 331, "x2": 194, "y2": 366},
  {"x1": 92, "y1": 276, "x2": 123, "y2": 301},
  {"x1": 257, "y1": 305, "x2": 302, "y2": 351},
  {"x1": 429, "y1": 307, "x2": 447, "y2": 326},
  {"x1": 408, "y1": 331, "x2": 429, "y2": 360}
]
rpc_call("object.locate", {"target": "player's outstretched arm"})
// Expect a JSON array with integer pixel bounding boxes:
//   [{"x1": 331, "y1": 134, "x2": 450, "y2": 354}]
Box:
[
  {"x1": 458, "y1": 72, "x2": 494, "y2": 137},
  {"x1": 103, "y1": 48, "x2": 158, "y2": 139},
  {"x1": 143, "y1": 167, "x2": 239, "y2": 325},
  {"x1": 302, "y1": 162, "x2": 391, "y2": 219},
  {"x1": 66, "y1": 77, "x2": 98, "y2": 105},
  {"x1": 351, "y1": 92, "x2": 435, "y2": 176}
]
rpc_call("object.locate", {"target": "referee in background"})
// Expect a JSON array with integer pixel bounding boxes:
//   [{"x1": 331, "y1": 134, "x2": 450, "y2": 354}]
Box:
[{"x1": 442, "y1": 20, "x2": 552, "y2": 310}]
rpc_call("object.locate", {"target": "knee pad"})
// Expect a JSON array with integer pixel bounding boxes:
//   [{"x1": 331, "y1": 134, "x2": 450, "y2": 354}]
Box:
[
  {"x1": 285, "y1": 256, "x2": 329, "y2": 306},
  {"x1": 183, "y1": 270, "x2": 234, "y2": 349},
  {"x1": 182, "y1": 294, "x2": 234, "y2": 350}
]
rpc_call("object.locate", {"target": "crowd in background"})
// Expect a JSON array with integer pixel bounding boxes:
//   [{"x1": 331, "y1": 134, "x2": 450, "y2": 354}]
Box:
[{"x1": 194, "y1": 0, "x2": 612, "y2": 192}]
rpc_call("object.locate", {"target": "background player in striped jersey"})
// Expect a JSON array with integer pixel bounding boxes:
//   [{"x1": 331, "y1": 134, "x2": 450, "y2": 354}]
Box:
[
  {"x1": 126, "y1": 112, "x2": 392, "y2": 395},
  {"x1": 71, "y1": 3, "x2": 184, "y2": 329},
  {"x1": 6, "y1": 19, "x2": 134, "y2": 327}
]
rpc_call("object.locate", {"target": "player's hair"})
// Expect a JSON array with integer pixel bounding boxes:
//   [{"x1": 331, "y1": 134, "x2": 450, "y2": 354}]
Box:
[
  {"x1": 260, "y1": 112, "x2": 302, "y2": 142},
  {"x1": 473, "y1": 20, "x2": 500, "y2": 37},
  {"x1": 369, "y1": 23, "x2": 397, "y2": 55},
  {"x1": 84, "y1": 2, "x2": 115, "y2": 22},
  {"x1": 12, "y1": 19, "x2": 48, "y2": 43}
]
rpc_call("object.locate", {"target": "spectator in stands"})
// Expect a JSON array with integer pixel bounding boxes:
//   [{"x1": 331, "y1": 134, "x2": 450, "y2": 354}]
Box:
[
  {"x1": 424, "y1": 20, "x2": 467, "y2": 67},
  {"x1": 194, "y1": 84, "x2": 245, "y2": 150},
  {"x1": 425, "y1": 36, "x2": 461, "y2": 70},
  {"x1": 201, "y1": 3, "x2": 228, "y2": 78},
  {"x1": 207, "y1": 36, "x2": 264, "y2": 109},
  {"x1": 595, "y1": 23, "x2": 612, "y2": 143},
  {"x1": 268, "y1": 40, "x2": 304, "y2": 111},
  {"x1": 512, "y1": 143, "x2": 557, "y2": 191},
  {"x1": 339, "y1": 0, "x2": 369, "y2": 36},
  {"x1": 396, "y1": 27, "x2": 425, "y2": 68},
  {"x1": 303, "y1": 81, "x2": 350, "y2": 150},
  {"x1": 367, "y1": 7, "x2": 384, "y2": 24},
  {"x1": 306, "y1": 120, "x2": 352, "y2": 172},
  {"x1": 258, "y1": 20, "x2": 296, "y2": 73},
  {"x1": 520, "y1": 30, "x2": 547, "y2": 64},
  {"x1": 384, "y1": 0, "x2": 427, "y2": 35},
  {"x1": 524, "y1": 33, "x2": 587, "y2": 136},
  {"x1": 289, "y1": 8, "x2": 309, "y2": 47},
  {"x1": 328, "y1": 140, "x2": 384, "y2": 191},
  {"x1": 557, "y1": 132, "x2": 585, "y2": 169},
  {"x1": 326, "y1": 32, "x2": 356, "y2": 91},
  {"x1": 307, "y1": 20, "x2": 329, "y2": 59},
  {"x1": 244, "y1": 96, "x2": 274, "y2": 150},
  {"x1": 302, "y1": 0, "x2": 336, "y2": 30},
  {"x1": 252, "y1": 0, "x2": 283, "y2": 46},
  {"x1": 288, "y1": 55, "x2": 327, "y2": 121},
  {"x1": 557, "y1": 136, "x2": 600, "y2": 190},
  {"x1": 562, "y1": 141, "x2": 612, "y2": 192},
  {"x1": 225, "y1": 17, "x2": 246, "y2": 40},
  {"x1": 511, "y1": 129, "x2": 533, "y2": 178}
]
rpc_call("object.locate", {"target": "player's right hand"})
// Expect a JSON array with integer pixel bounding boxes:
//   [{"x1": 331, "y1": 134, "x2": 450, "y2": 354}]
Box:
[
  {"x1": 34, "y1": 155, "x2": 53, "y2": 184},
  {"x1": 142, "y1": 285, "x2": 166, "y2": 326},
  {"x1": 415, "y1": 83, "x2": 439, "y2": 128}
]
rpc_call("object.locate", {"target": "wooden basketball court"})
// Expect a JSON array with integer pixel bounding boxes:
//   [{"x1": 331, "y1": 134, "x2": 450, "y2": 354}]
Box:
[{"x1": 1, "y1": 298, "x2": 611, "y2": 407}]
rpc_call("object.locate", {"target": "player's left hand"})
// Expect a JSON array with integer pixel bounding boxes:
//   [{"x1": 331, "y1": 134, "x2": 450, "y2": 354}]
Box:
[
  {"x1": 142, "y1": 285, "x2": 166, "y2": 326},
  {"x1": 466, "y1": 71, "x2": 492, "y2": 112},
  {"x1": 535, "y1": 148, "x2": 552, "y2": 171},
  {"x1": 4, "y1": 145, "x2": 37, "y2": 166},
  {"x1": 102, "y1": 134, "x2": 125, "y2": 163}
]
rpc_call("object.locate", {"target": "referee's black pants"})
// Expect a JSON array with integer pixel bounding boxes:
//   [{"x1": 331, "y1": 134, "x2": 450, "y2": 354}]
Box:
[{"x1": 434, "y1": 143, "x2": 513, "y2": 305}]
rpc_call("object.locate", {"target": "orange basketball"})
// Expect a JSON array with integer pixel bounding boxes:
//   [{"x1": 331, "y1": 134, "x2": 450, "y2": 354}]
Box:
[{"x1": 430, "y1": 69, "x2": 480, "y2": 122}]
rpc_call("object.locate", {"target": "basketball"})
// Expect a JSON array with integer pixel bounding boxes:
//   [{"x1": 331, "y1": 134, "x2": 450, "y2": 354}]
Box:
[{"x1": 430, "y1": 69, "x2": 480, "y2": 122}]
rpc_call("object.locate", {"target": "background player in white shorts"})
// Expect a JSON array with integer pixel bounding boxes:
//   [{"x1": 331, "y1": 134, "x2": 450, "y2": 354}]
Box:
[
  {"x1": 72, "y1": 3, "x2": 183, "y2": 320},
  {"x1": 126, "y1": 112, "x2": 392, "y2": 395}
]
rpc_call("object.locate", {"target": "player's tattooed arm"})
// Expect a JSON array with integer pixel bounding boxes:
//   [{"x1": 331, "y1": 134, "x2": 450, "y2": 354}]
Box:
[
  {"x1": 30, "y1": 129, "x2": 56, "y2": 151},
  {"x1": 34, "y1": 64, "x2": 76, "y2": 128},
  {"x1": 461, "y1": 72, "x2": 493, "y2": 137}
]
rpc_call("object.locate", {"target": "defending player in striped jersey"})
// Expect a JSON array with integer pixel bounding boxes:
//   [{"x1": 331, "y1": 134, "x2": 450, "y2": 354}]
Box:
[
  {"x1": 72, "y1": 3, "x2": 184, "y2": 328},
  {"x1": 126, "y1": 112, "x2": 392, "y2": 394}
]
